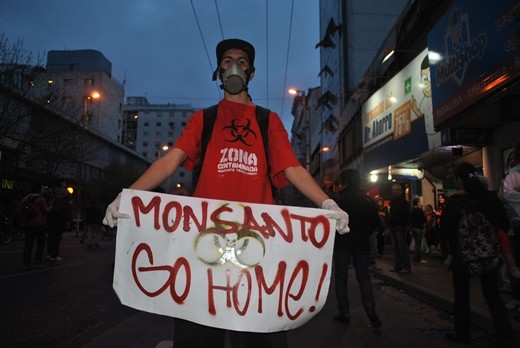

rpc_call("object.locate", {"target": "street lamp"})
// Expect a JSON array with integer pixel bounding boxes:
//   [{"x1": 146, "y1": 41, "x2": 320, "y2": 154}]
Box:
[
  {"x1": 288, "y1": 88, "x2": 310, "y2": 172},
  {"x1": 83, "y1": 90, "x2": 101, "y2": 123},
  {"x1": 157, "y1": 145, "x2": 169, "y2": 158},
  {"x1": 76, "y1": 90, "x2": 101, "y2": 235}
]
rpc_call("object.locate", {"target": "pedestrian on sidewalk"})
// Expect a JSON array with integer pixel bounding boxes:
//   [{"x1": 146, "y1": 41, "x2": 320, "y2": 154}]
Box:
[
  {"x1": 389, "y1": 183, "x2": 411, "y2": 273},
  {"x1": 376, "y1": 197, "x2": 389, "y2": 256},
  {"x1": 436, "y1": 194, "x2": 451, "y2": 265},
  {"x1": 332, "y1": 169, "x2": 382, "y2": 328},
  {"x1": 440, "y1": 162, "x2": 516, "y2": 347},
  {"x1": 424, "y1": 204, "x2": 440, "y2": 255},
  {"x1": 410, "y1": 197, "x2": 427, "y2": 264},
  {"x1": 81, "y1": 198, "x2": 103, "y2": 247},
  {"x1": 21, "y1": 185, "x2": 49, "y2": 270},
  {"x1": 498, "y1": 143, "x2": 520, "y2": 309},
  {"x1": 102, "y1": 38, "x2": 350, "y2": 348},
  {"x1": 46, "y1": 179, "x2": 70, "y2": 261}
]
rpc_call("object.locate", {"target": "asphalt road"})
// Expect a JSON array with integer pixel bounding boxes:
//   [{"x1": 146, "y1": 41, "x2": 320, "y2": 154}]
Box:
[{"x1": 0, "y1": 231, "x2": 502, "y2": 348}]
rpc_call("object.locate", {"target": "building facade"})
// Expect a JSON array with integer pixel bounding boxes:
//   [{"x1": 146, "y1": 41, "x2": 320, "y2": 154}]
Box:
[
  {"x1": 37, "y1": 49, "x2": 125, "y2": 143},
  {"x1": 323, "y1": 0, "x2": 520, "y2": 210},
  {"x1": 317, "y1": 0, "x2": 409, "y2": 189},
  {"x1": 0, "y1": 48, "x2": 151, "y2": 228},
  {"x1": 122, "y1": 97, "x2": 196, "y2": 193}
]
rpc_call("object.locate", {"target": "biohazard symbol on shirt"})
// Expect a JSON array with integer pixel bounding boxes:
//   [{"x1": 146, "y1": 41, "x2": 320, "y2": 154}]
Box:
[{"x1": 223, "y1": 118, "x2": 257, "y2": 146}]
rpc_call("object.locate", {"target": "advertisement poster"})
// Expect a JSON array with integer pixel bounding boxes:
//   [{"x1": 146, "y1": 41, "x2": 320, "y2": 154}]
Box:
[
  {"x1": 362, "y1": 48, "x2": 440, "y2": 150},
  {"x1": 428, "y1": 0, "x2": 520, "y2": 126},
  {"x1": 113, "y1": 189, "x2": 336, "y2": 332}
]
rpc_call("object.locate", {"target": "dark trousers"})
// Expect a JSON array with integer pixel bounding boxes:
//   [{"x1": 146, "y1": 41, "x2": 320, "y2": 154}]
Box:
[
  {"x1": 375, "y1": 230, "x2": 386, "y2": 256},
  {"x1": 333, "y1": 249, "x2": 376, "y2": 316},
  {"x1": 47, "y1": 225, "x2": 64, "y2": 258},
  {"x1": 390, "y1": 225, "x2": 411, "y2": 270},
  {"x1": 23, "y1": 225, "x2": 47, "y2": 266},
  {"x1": 452, "y1": 268, "x2": 514, "y2": 340},
  {"x1": 173, "y1": 319, "x2": 288, "y2": 348},
  {"x1": 410, "y1": 227, "x2": 423, "y2": 261}
]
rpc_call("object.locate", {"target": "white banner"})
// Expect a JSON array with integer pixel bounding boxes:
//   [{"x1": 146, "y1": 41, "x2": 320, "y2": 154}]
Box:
[{"x1": 113, "y1": 189, "x2": 336, "y2": 332}]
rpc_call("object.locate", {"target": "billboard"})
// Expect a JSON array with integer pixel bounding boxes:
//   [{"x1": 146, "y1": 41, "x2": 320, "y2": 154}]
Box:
[
  {"x1": 362, "y1": 49, "x2": 440, "y2": 151},
  {"x1": 428, "y1": 0, "x2": 520, "y2": 127}
]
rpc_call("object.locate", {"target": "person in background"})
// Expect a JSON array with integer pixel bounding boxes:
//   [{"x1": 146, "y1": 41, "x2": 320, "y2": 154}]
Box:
[
  {"x1": 498, "y1": 143, "x2": 520, "y2": 309},
  {"x1": 46, "y1": 180, "x2": 69, "y2": 261},
  {"x1": 440, "y1": 162, "x2": 515, "y2": 347},
  {"x1": 81, "y1": 198, "x2": 103, "y2": 248},
  {"x1": 376, "y1": 197, "x2": 389, "y2": 256},
  {"x1": 410, "y1": 197, "x2": 427, "y2": 264},
  {"x1": 332, "y1": 169, "x2": 382, "y2": 328},
  {"x1": 102, "y1": 38, "x2": 349, "y2": 348},
  {"x1": 436, "y1": 193, "x2": 451, "y2": 265},
  {"x1": 388, "y1": 184, "x2": 411, "y2": 273},
  {"x1": 423, "y1": 204, "x2": 440, "y2": 255},
  {"x1": 21, "y1": 185, "x2": 49, "y2": 270}
]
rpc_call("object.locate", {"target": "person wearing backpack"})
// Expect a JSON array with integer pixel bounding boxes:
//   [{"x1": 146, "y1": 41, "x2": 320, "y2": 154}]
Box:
[
  {"x1": 102, "y1": 38, "x2": 349, "y2": 348},
  {"x1": 20, "y1": 185, "x2": 49, "y2": 270},
  {"x1": 440, "y1": 162, "x2": 516, "y2": 347}
]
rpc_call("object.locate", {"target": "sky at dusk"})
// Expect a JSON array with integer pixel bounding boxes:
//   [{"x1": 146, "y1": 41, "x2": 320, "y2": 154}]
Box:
[{"x1": 0, "y1": 0, "x2": 321, "y2": 130}]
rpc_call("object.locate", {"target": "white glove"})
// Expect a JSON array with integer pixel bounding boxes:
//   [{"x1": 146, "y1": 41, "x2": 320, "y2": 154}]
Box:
[
  {"x1": 322, "y1": 198, "x2": 350, "y2": 234},
  {"x1": 102, "y1": 192, "x2": 130, "y2": 228}
]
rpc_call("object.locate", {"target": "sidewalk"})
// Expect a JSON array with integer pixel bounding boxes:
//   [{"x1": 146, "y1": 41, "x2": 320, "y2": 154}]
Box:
[{"x1": 371, "y1": 248, "x2": 520, "y2": 334}]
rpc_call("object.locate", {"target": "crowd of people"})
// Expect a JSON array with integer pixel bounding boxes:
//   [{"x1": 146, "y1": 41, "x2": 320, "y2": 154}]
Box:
[
  {"x1": 330, "y1": 142, "x2": 520, "y2": 347},
  {"x1": 20, "y1": 181, "x2": 107, "y2": 270}
]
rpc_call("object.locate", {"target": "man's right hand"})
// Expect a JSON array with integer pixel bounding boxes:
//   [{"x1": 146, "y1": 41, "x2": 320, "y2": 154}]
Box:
[{"x1": 102, "y1": 192, "x2": 130, "y2": 228}]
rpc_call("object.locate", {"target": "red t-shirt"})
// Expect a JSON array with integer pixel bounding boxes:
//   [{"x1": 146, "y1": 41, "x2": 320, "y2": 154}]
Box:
[{"x1": 174, "y1": 99, "x2": 300, "y2": 204}]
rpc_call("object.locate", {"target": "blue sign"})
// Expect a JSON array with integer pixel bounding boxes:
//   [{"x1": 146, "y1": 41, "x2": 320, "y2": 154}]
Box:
[{"x1": 428, "y1": 0, "x2": 520, "y2": 126}]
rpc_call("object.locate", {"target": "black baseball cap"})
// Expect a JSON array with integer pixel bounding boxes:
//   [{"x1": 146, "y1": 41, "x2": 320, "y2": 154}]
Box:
[{"x1": 216, "y1": 38, "x2": 255, "y2": 67}]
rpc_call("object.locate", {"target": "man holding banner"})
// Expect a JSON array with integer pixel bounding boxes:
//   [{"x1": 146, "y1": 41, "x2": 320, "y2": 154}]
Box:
[{"x1": 104, "y1": 38, "x2": 349, "y2": 348}]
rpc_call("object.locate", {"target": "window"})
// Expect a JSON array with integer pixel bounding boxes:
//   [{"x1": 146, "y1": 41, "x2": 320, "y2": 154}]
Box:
[
  {"x1": 155, "y1": 131, "x2": 161, "y2": 137},
  {"x1": 168, "y1": 132, "x2": 173, "y2": 137},
  {"x1": 61, "y1": 96, "x2": 72, "y2": 104},
  {"x1": 142, "y1": 152, "x2": 148, "y2": 157},
  {"x1": 157, "y1": 112, "x2": 162, "y2": 117},
  {"x1": 143, "y1": 131, "x2": 149, "y2": 137},
  {"x1": 182, "y1": 122, "x2": 186, "y2": 126},
  {"x1": 169, "y1": 122, "x2": 174, "y2": 129},
  {"x1": 179, "y1": 172, "x2": 185, "y2": 177},
  {"x1": 144, "y1": 122, "x2": 149, "y2": 127},
  {"x1": 84, "y1": 78, "x2": 95, "y2": 86},
  {"x1": 143, "y1": 141, "x2": 148, "y2": 147},
  {"x1": 156, "y1": 122, "x2": 162, "y2": 127}
]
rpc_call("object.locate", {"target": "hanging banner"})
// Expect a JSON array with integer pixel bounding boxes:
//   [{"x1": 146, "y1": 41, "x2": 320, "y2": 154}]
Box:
[{"x1": 113, "y1": 189, "x2": 336, "y2": 333}]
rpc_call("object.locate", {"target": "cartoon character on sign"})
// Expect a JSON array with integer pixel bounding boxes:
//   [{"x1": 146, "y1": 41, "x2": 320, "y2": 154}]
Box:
[{"x1": 411, "y1": 55, "x2": 438, "y2": 148}]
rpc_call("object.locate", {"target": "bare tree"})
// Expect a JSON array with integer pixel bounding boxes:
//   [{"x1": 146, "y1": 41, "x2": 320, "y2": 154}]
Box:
[
  {"x1": 0, "y1": 34, "x2": 46, "y2": 145},
  {"x1": 0, "y1": 33, "x2": 98, "y2": 184}
]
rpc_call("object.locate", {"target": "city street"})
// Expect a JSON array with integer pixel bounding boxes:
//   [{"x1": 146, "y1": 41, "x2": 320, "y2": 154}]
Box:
[{"x1": 0, "y1": 231, "x2": 511, "y2": 347}]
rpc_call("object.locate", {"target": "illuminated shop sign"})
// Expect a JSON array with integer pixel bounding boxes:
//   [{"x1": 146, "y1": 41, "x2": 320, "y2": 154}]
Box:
[
  {"x1": 428, "y1": 0, "x2": 520, "y2": 127},
  {"x1": 362, "y1": 48, "x2": 439, "y2": 150}
]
